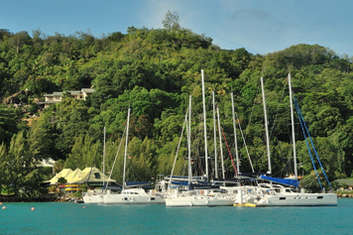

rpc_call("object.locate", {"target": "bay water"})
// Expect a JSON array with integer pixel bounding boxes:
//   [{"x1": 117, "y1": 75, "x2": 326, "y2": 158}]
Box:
[{"x1": 1, "y1": 199, "x2": 352, "y2": 235}]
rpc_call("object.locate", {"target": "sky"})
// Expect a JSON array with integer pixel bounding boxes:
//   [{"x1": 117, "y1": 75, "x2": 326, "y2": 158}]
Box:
[{"x1": 1, "y1": 0, "x2": 353, "y2": 56}]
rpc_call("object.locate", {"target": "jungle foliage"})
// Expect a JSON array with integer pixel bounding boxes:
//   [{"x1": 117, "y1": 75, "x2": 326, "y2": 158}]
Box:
[{"x1": 1, "y1": 19, "x2": 353, "y2": 196}]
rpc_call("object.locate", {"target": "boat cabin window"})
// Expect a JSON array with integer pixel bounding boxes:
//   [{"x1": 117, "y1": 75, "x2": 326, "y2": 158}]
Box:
[
  {"x1": 126, "y1": 192, "x2": 138, "y2": 195},
  {"x1": 94, "y1": 173, "x2": 101, "y2": 179},
  {"x1": 285, "y1": 189, "x2": 291, "y2": 193},
  {"x1": 317, "y1": 196, "x2": 323, "y2": 199},
  {"x1": 279, "y1": 197, "x2": 286, "y2": 200}
]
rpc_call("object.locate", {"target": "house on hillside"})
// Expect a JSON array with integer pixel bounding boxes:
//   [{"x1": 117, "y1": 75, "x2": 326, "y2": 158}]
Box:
[{"x1": 40, "y1": 88, "x2": 95, "y2": 108}]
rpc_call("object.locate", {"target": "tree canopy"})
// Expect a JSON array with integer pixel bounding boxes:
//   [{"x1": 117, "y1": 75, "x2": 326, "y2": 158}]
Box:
[{"x1": 1, "y1": 23, "x2": 353, "y2": 196}]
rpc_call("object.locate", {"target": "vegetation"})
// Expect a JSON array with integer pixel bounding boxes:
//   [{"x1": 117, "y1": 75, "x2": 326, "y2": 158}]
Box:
[{"x1": 1, "y1": 13, "x2": 353, "y2": 198}]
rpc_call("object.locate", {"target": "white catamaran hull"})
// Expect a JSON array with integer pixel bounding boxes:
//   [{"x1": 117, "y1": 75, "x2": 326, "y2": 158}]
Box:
[
  {"x1": 166, "y1": 196, "x2": 233, "y2": 207},
  {"x1": 103, "y1": 194, "x2": 163, "y2": 204},
  {"x1": 256, "y1": 192, "x2": 337, "y2": 206},
  {"x1": 102, "y1": 188, "x2": 164, "y2": 204},
  {"x1": 165, "y1": 190, "x2": 234, "y2": 207},
  {"x1": 165, "y1": 195, "x2": 208, "y2": 207},
  {"x1": 165, "y1": 197, "x2": 193, "y2": 207},
  {"x1": 83, "y1": 192, "x2": 104, "y2": 204},
  {"x1": 207, "y1": 197, "x2": 234, "y2": 206}
]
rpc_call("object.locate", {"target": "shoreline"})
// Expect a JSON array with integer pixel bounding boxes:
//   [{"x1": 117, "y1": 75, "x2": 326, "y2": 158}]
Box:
[
  {"x1": 337, "y1": 194, "x2": 353, "y2": 198},
  {"x1": 2, "y1": 191, "x2": 352, "y2": 202},
  {"x1": 0, "y1": 194, "x2": 70, "y2": 203}
]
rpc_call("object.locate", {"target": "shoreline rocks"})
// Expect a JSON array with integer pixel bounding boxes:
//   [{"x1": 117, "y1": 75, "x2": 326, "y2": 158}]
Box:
[
  {"x1": 0, "y1": 194, "x2": 58, "y2": 203},
  {"x1": 338, "y1": 193, "x2": 353, "y2": 198}
]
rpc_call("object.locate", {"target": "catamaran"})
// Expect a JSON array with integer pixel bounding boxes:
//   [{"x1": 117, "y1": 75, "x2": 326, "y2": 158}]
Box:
[
  {"x1": 165, "y1": 70, "x2": 234, "y2": 207},
  {"x1": 254, "y1": 73, "x2": 337, "y2": 206},
  {"x1": 99, "y1": 108, "x2": 164, "y2": 204},
  {"x1": 83, "y1": 190, "x2": 104, "y2": 204},
  {"x1": 83, "y1": 126, "x2": 108, "y2": 204}
]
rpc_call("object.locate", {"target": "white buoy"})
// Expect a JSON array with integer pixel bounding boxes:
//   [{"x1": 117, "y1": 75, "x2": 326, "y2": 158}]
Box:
[
  {"x1": 2, "y1": 206, "x2": 6, "y2": 210},
  {"x1": 31, "y1": 207, "x2": 35, "y2": 211}
]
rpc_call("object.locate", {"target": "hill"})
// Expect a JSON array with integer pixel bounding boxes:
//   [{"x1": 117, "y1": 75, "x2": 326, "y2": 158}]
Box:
[{"x1": 1, "y1": 25, "x2": 353, "y2": 197}]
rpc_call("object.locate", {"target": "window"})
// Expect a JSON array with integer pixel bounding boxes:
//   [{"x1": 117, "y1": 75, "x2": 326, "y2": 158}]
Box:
[
  {"x1": 317, "y1": 196, "x2": 323, "y2": 199},
  {"x1": 279, "y1": 197, "x2": 286, "y2": 200},
  {"x1": 94, "y1": 173, "x2": 101, "y2": 179}
]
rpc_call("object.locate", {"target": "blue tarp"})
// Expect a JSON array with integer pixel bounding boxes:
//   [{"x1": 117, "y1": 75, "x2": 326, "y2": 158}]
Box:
[
  {"x1": 259, "y1": 175, "x2": 299, "y2": 187},
  {"x1": 171, "y1": 181, "x2": 189, "y2": 186},
  {"x1": 126, "y1": 181, "x2": 150, "y2": 186}
]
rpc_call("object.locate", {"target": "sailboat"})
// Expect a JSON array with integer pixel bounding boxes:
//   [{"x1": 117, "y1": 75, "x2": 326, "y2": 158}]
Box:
[
  {"x1": 216, "y1": 91, "x2": 262, "y2": 207},
  {"x1": 165, "y1": 95, "x2": 209, "y2": 207},
  {"x1": 165, "y1": 70, "x2": 233, "y2": 207},
  {"x1": 82, "y1": 126, "x2": 107, "y2": 204},
  {"x1": 255, "y1": 73, "x2": 337, "y2": 206},
  {"x1": 101, "y1": 108, "x2": 164, "y2": 204}
]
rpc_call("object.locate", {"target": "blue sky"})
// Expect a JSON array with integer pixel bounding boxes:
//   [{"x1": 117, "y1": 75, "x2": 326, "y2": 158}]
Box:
[{"x1": 1, "y1": 0, "x2": 352, "y2": 56}]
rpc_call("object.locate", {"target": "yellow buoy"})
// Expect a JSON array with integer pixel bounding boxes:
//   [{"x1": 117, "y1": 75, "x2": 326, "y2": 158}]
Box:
[
  {"x1": 233, "y1": 203, "x2": 256, "y2": 208},
  {"x1": 31, "y1": 207, "x2": 35, "y2": 211}
]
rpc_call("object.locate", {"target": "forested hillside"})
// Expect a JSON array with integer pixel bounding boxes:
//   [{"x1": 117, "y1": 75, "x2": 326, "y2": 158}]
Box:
[{"x1": 1, "y1": 21, "x2": 353, "y2": 197}]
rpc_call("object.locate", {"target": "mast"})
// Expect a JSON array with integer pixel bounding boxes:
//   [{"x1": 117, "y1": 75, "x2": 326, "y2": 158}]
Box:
[
  {"x1": 188, "y1": 95, "x2": 193, "y2": 186},
  {"x1": 212, "y1": 91, "x2": 218, "y2": 179},
  {"x1": 122, "y1": 107, "x2": 130, "y2": 190},
  {"x1": 216, "y1": 106, "x2": 225, "y2": 179},
  {"x1": 169, "y1": 109, "x2": 188, "y2": 189},
  {"x1": 102, "y1": 126, "x2": 106, "y2": 189},
  {"x1": 231, "y1": 92, "x2": 240, "y2": 176},
  {"x1": 261, "y1": 77, "x2": 271, "y2": 175},
  {"x1": 288, "y1": 73, "x2": 298, "y2": 179},
  {"x1": 234, "y1": 112, "x2": 254, "y2": 173},
  {"x1": 201, "y1": 70, "x2": 209, "y2": 180},
  {"x1": 105, "y1": 125, "x2": 126, "y2": 192}
]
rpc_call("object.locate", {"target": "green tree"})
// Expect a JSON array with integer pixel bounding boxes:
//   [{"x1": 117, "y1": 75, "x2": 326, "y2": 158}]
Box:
[
  {"x1": 64, "y1": 134, "x2": 101, "y2": 169},
  {"x1": 162, "y1": 11, "x2": 181, "y2": 31},
  {"x1": 0, "y1": 105, "x2": 20, "y2": 145},
  {"x1": 54, "y1": 98, "x2": 91, "y2": 157},
  {"x1": 0, "y1": 132, "x2": 44, "y2": 198},
  {"x1": 125, "y1": 137, "x2": 157, "y2": 182},
  {"x1": 28, "y1": 111, "x2": 59, "y2": 160}
]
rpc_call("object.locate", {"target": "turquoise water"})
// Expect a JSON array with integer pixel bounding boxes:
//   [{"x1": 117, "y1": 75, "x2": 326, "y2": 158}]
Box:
[{"x1": 1, "y1": 199, "x2": 352, "y2": 235}]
